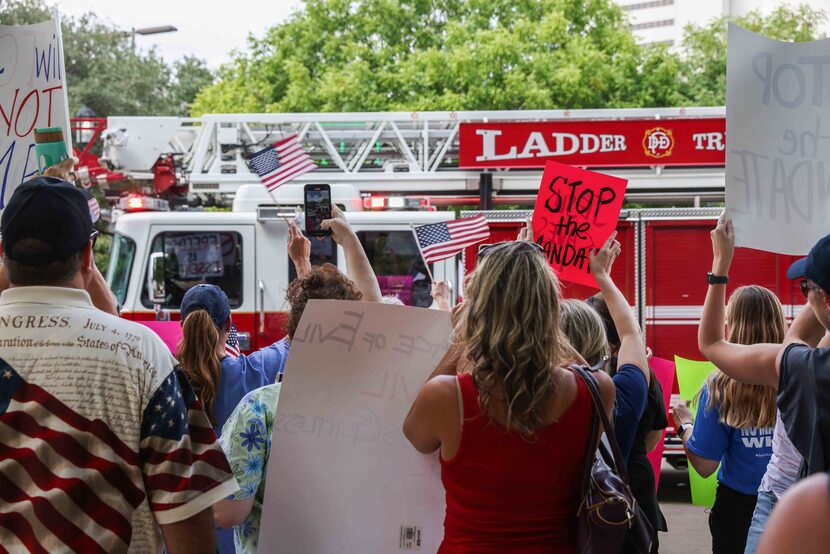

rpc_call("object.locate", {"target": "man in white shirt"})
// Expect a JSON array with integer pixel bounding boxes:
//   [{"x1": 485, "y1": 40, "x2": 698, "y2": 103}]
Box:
[{"x1": 0, "y1": 177, "x2": 238, "y2": 553}]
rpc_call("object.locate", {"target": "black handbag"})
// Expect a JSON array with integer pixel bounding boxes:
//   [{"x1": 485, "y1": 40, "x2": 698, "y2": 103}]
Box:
[{"x1": 572, "y1": 364, "x2": 654, "y2": 554}]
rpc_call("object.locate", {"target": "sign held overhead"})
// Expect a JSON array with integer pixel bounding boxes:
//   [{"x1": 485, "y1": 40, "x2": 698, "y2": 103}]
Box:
[
  {"x1": 531, "y1": 160, "x2": 628, "y2": 289},
  {"x1": 726, "y1": 24, "x2": 830, "y2": 255}
]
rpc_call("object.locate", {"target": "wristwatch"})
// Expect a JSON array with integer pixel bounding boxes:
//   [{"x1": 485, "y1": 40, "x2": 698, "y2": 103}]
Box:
[
  {"x1": 677, "y1": 422, "x2": 693, "y2": 439},
  {"x1": 707, "y1": 272, "x2": 728, "y2": 285}
]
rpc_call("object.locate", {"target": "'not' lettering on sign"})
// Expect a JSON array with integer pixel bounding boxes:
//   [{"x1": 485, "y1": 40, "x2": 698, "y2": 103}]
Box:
[{"x1": 531, "y1": 160, "x2": 628, "y2": 288}]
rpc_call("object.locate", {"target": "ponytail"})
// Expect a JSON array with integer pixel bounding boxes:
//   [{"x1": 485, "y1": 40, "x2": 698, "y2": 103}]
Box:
[{"x1": 176, "y1": 309, "x2": 222, "y2": 425}]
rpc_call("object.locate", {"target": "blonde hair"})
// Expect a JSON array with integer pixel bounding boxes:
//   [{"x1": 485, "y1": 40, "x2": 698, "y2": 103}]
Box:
[
  {"x1": 457, "y1": 242, "x2": 567, "y2": 437},
  {"x1": 560, "y1": 299, "x2": 609, "y2": 366},
  {"x1": 177, "y1": 310, "x2": 223, "y2": 426},
  {"x1": 705, "y1": 285, "x2": 784, "y2": 429}
]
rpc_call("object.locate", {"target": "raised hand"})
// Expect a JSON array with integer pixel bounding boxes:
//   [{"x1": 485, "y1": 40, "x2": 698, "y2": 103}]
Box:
[
  {"x1": 288, "y1": 222, "x2": 312, "y2": 278},
  {"x1": 517, "y1": 217, "x2": 533, "y2": 242},
  {"x1": 711, "y1": 212, "x2": 735, "y2": 275},
  {"x1": 589, "y1": 231, "x2": 621, "y2": 279}
]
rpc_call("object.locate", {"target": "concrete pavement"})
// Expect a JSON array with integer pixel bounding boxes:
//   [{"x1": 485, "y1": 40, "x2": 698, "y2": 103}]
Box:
[{"x1": 657, "y1": 465, "x2": 712, "y2": 554}]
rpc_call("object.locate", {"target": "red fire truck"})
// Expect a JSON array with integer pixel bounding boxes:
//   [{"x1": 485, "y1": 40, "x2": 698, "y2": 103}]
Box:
[{"x1": 70, "y1": 108, "x2": 796, "y2": 468}]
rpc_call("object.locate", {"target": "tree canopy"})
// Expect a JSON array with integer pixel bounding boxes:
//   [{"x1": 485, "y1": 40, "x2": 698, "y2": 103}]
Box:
[
  {"x1": 0, "y1": 0, "x2": 214, "y2": 116},
  {"x1": 191, "y1": 0, "x2": 827, "y2": 115},
  {"x1": 3, "y1": 0, "x2": 827, "y2": 116}
]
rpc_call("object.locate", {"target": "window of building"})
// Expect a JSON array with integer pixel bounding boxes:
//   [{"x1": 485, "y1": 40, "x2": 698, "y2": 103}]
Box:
[
  {"x1": 631, "y1": 19, "x2": 674, "y2": 30},
  {"x1": 623, "y1": 0, "x2": 674, "y2": 10}
]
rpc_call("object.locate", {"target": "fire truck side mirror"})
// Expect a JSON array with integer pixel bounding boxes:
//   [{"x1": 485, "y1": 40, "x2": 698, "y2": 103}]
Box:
[{"x1": 147, "y1": 252, "x2": 166, "y2": 305}]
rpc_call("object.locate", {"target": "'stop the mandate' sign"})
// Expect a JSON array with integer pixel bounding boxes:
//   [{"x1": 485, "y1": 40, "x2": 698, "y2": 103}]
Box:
[
  {"x1": 725, "y1": 24, "x2": 830, "y2": 256},
  {"x1": 458, "y1": 118, "x2": 726, "y2": 169}
]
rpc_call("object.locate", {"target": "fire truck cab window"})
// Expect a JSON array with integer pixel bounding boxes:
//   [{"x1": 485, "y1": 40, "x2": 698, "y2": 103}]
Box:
[
  {"x1": 106, "y1": 233, "x2": 136, "y2": 307},
  {"x1": 288, "y1": 234, "x2": 338, "y2": 281},
  {"x1": 141, "y1": 231, "x2": 243, "y2": 309},
  {"x1": 356, "y1": 231, "x2": 432, "y2": 307}
]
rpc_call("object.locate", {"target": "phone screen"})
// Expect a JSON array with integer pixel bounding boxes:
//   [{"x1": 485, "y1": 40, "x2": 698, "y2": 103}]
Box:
[{"x1": 304, "y1": 185, "x2": 332, "y2": 236}]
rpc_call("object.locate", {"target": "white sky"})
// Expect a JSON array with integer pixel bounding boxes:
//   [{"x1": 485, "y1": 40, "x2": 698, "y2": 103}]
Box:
[{"x1": 54, "y1": 0, "x2": 306, "y2": 68}]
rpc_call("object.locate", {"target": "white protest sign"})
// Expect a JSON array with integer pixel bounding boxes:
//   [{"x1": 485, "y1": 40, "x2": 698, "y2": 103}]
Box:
[
  {"x1": 0, "y1": 15, "x2": 72, "y2": 210},
  {"x1": 726, "y1": 24, "x2": 830, "y2": 255},
  {"x1": 258, "y1": 300, "x2": 450, "y2": 553}
]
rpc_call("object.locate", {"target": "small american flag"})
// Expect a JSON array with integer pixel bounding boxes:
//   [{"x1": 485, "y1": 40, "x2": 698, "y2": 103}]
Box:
[
  {"x1": 0, "y1": 358, "x2": 233, "y2": 552},
  {"x1": 247, "y1": 135, "x2": 316, "y2": 192},
  {"x1": 225, "y1": 325, "x2": 241, "y2": 358},
  {"x1": 414, "y1": 215, "x2": 490, "y2": 264},
  {"x1": 88, "y1": 196, "x2": 101, "y2": 223}
]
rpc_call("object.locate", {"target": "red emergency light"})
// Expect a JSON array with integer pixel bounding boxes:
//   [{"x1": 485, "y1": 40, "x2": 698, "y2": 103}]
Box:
[
  {"x1": 126, "y1": 195, "x2": 146, "y2": 211},
  {"x1": 362, "y1": 195, "x2": 433, "y2": 211},
  {"x1": 119, "y1": 194, "x2": 170, "y2": 213}
]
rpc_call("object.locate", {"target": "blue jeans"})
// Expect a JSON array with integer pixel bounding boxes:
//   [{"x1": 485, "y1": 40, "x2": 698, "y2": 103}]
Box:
[{"x1": 744, "y1": 490, "x2": 779, "y2": 554}]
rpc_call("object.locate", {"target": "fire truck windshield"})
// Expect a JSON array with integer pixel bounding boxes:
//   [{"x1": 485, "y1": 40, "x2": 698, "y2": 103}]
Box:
[
  {"x1": 140, "y1": 231, "x2": 244, "y2": 309},
  {"x1": 106, "y1": 234, "x2": 136, "y2": 306},
  {"x1": 357, "y1": 231, "x2": 433, "y2": 308}
]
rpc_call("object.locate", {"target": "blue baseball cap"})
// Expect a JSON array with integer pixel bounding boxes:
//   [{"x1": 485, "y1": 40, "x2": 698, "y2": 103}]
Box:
[
  {"x1": 786, "y1": 233, "x2": 830, "y2": 293},
  {"x1": 180, "y1": 284, "x2": 230, "y2": 328}
]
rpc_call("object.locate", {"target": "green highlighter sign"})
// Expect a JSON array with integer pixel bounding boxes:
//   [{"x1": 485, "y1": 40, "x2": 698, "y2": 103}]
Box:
[{"x1": 674, "y1": 356, "x2": 719, "y2": 508}]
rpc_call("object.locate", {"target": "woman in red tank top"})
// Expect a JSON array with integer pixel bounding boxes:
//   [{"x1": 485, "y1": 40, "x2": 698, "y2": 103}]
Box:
[{"x1": 404, "y1": 234, "x2": 640, "y2": 553}]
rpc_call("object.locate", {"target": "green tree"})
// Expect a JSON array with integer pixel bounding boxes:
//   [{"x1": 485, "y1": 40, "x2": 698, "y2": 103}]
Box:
[
  {"x1": 192, "y1": 0, "x2": 686, "y2": 115},
  {"x1": 1, "y1": 0, "x2": 214, "y2": 116},
  {"x1": 678, "y1": 5, "x2": 827, "y2": 106}
]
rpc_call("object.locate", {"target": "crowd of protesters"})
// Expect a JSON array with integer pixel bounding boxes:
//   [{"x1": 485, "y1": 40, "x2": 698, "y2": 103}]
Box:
[{"x1": 2, "y1": 169, "x2": 830, "y2": 554}]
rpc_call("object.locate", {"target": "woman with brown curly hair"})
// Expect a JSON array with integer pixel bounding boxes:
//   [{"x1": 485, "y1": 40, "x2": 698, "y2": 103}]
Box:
[{"x1": 403, "y1": 234, "x2": 649, "y2": 553}]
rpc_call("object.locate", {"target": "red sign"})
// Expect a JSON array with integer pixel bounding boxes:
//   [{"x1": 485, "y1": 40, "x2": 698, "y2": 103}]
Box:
[
  {"x1": 459, "y1": 118, "x2": 725, "y2": 168},
  {"x1": 532, "y1": 161, "x2": 628, "y2": 288}
]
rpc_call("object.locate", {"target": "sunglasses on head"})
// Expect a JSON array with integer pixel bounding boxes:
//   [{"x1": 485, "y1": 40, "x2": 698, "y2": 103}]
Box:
[
  {"x1": 478, "y1": 240, "x2": 544, "y2": 258},
  {"x1": 800, "y1": 279, "x2": 821, "y2": 298},
  {"x1": 90, "y1": 230, "x2": 99, "y2": 249}
]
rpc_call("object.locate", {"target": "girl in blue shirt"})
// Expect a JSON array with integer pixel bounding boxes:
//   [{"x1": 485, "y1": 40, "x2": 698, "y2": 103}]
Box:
[{"x1": 673, "y1": 285, "x2": 783, "y2": 554}]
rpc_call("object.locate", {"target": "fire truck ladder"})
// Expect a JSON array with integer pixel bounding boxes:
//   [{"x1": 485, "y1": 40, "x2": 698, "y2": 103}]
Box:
[{"x1": 102, "y1": 107, "x2": 727, "y2": 201}]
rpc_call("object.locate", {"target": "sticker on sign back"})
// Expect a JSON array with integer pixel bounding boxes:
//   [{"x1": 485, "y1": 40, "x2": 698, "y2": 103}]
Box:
[{"x1": 399, "y1": 525, "x2": 422, "y2": 550}]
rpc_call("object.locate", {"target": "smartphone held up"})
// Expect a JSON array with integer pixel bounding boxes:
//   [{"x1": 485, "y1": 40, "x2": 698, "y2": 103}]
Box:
[{"x1": 304, "y1": 184, "x2": 332, "y2": 237}]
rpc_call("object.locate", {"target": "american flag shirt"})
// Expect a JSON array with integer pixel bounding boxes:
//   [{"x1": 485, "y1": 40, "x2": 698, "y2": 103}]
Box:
[{"x1": 0, "y1": 287, "x2": 239, "y2": 553}]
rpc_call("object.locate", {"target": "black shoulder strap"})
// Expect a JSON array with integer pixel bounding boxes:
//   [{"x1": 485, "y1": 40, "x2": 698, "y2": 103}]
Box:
[{"x1": 572, "y1": 364, "x2": 630, "y2": 484}]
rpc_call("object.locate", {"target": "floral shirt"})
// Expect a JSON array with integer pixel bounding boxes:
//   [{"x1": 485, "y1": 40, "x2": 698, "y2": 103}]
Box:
[{"x1": 219, "y1": 383, "x2": 281, "y2": 553}]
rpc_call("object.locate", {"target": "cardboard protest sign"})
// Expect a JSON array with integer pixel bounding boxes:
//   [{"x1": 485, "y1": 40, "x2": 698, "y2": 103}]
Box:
[
  {"x1": 726, "y1": 24, "x2": 830, "y2": 255},
  {"x1": 0, "y1": 15, "x2": 71, "y2": 211},
  {"x1": 647, "y1": 357, "x2": 676, "y2": 491},
  {"x1": 258, "y1": 300, "x2": 450, "y2": 553},
  {"x1": 675, "y1": 356, "x2": 719, "y2": 508},
  {"x1": 532, "y1": 160, "x2": 628, "y2": 288}
]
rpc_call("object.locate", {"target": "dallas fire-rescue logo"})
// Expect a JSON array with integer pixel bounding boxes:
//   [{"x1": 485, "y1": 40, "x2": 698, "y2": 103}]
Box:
[{"x1": 642, "y1": 127, "x2": 674, "y2": 159}]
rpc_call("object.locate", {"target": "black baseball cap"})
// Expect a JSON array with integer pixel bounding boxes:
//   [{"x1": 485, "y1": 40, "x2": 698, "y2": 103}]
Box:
[
  {"x1": 180, "y1": 284, "x2": 231, "y2": 328},
  {"x1": 1, "y1": 176, "x2": 93, "y2": 265},
  {"x1": 787, "y1": 233, "x2": 830, "y2": 293}
]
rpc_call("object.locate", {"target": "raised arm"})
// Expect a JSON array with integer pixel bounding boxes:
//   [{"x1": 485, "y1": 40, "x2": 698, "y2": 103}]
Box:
[
  {"x1": 320, "y1": 206, "x2": 382, "y2": 302},
  {"x1": 697, "y1": 215, "x2": 780, "y2": 386},
  {"x1": 589, "y1": 232, "x2": 649, "y2": 384},
  {"x1": 87, "y1": 264, "x2": 119, "y2": 316},
  {"x1": 287, "y1": 222, "x2": 312, "y2": 279}
]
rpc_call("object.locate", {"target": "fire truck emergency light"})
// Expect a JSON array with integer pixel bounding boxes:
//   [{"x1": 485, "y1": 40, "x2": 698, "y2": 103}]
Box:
[{"x1": 119, "y1": 194, "x2": 170, "y2": 212}]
